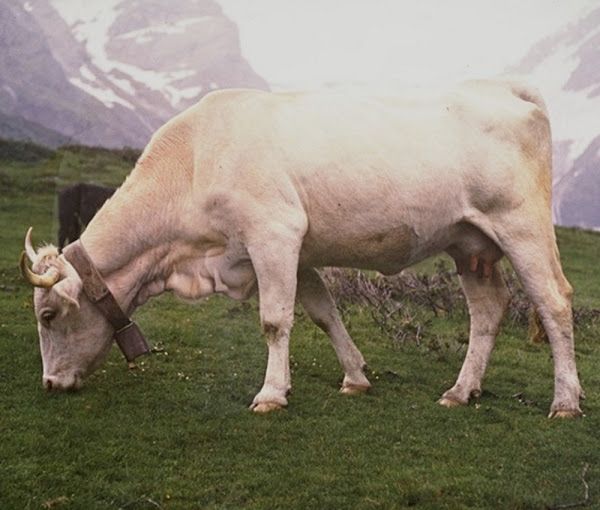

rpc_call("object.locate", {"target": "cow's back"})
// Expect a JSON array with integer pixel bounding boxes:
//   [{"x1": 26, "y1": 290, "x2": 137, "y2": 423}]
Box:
[{"x1": 195, "y1": 81, "x2": 550, "y2": 196}]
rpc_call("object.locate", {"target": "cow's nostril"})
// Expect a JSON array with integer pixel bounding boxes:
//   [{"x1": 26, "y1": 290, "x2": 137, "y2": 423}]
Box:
[{"x1": 44, "y1": 378, "x2": 53, "y2": 391}]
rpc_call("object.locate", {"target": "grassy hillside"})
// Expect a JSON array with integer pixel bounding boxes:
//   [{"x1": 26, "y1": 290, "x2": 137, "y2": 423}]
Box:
[{"x1": 1, "y1": 141, "x2": 599, "y2": 509}]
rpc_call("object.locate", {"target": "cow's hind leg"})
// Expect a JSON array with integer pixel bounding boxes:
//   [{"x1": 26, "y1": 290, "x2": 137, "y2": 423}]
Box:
[
  {"x1": 492, "y1": 219, "x2": 583, "y2": 418},
  {"x1": 439, "y1": 263, "x2": 509, "y2": 407},
  {"x1": 297, "y1": 268, "x2": 371, "y2": 394}
]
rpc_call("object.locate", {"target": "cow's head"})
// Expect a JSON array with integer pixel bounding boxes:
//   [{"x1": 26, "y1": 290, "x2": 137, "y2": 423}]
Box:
[{"x1": 20, "y1": 228, "x2": 113, "y2": 391}]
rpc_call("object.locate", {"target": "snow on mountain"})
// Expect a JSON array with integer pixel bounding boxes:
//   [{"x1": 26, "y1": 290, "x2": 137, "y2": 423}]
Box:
[{"x1": 50, "y1": 0, "x2": 267, "y2": 112}]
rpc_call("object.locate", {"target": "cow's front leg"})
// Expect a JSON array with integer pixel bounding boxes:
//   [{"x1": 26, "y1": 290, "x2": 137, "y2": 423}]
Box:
[
  {"x1": 247, "y1": 232, "x2": 302, "y2": 413},
  {"x1": 251, "y1": 324, "x2": 292, "y2": 413}
]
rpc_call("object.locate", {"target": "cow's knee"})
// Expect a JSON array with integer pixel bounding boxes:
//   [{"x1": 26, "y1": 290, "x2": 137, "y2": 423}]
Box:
[{"x1": 262, "y1": 320, "x2": 291, "y2": 343}]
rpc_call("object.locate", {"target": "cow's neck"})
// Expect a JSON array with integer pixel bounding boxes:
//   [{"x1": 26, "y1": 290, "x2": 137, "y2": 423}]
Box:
[{"x1": 80, "y1": 145, "x2": 193, "y2": 313}]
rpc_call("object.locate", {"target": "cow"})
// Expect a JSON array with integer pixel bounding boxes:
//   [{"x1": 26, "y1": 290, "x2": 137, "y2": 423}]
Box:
[
  {"x1": 20, "y1": 80, "x2": 583, "y2": 418},
  {"x1": 58, "y1": 183, "x2": 116, "y2": 249}
]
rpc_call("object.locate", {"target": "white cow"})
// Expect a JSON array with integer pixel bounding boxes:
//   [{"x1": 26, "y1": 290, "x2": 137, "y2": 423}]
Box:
[{"x1": 21, "y1": 80, "x2": 583, "y2": 417}]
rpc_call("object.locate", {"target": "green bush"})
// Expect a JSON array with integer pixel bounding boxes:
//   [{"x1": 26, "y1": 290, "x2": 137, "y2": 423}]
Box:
[{"x1": 0, "y1": 138, "x2": 54, "y2": 163}]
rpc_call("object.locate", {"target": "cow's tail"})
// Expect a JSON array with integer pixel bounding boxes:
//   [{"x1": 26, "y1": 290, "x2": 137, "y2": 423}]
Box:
[
  {"x1": 528, "y1": 308, "x2": 549, "y2": 344},
  {"x1": 506, "y1": 79, "x2": 553, "y2": 203},
  {"x1": 506, "y1": 81, "x2": 549, "y2": 117}
]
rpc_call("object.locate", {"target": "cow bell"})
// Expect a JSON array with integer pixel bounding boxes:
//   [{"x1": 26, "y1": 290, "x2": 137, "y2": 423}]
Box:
[{"x1": 114, "y1": 321, "x2": 151, "y2": 362}]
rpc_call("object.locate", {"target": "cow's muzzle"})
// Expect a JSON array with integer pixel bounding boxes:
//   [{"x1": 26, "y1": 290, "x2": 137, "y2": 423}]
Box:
[{"x1": 43, "y1": 372, "x2": 83, "y2": 392}]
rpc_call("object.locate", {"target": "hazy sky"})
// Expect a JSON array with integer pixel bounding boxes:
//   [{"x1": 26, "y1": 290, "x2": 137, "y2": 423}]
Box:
[
  {"x1": 217, "y1": 0, "x2": 596, "y2": 90},
  {"x1": 51, "y1": 0, "x2": 596, "y2": 90}
]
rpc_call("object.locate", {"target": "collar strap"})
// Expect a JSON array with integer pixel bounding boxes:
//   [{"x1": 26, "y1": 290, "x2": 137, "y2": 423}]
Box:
[{"x1": 62, "y1": 241, "x2": 151, "y2": 362}]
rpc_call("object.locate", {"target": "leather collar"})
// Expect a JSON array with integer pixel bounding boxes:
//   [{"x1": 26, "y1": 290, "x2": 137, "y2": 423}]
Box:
[{"x1": 63, "y1": 240, "x2": 151, "y2": 362}]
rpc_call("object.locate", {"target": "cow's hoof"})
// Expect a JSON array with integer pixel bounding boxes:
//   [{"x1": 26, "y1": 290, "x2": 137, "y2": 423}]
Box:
[
  {"x1": 548, "y1": 408, "x2": 583, "y2": 419},
  {"x1": 438, "y1": 396, "x2": 465, "y2": 408},
  {"x1": 251, "y1": 402, "x2": 285, "y2": 414},
  {"x1": 340, "y1": 383, "x2": 370, "y2": 395}
]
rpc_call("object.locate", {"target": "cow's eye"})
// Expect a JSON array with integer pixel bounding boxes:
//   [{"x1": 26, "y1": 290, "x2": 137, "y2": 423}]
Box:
[{"x1": 41, "y1": 309, "x2": 57, "y2": 325}]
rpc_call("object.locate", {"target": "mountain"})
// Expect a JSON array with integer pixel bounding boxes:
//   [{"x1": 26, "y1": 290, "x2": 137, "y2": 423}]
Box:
[
  {"x1": 0, "y1": 0, "x2": 268, "y2": 149},
  {"x1": 510, "y1": 5, "x2": 600, "y2": 229},
  {"x1": 0, "y1": 110, "x2": 68, "y2": 148},
  {"x1": 0, "y1": 0, "x2": 159, "y2": 148},
  {"x1": 555, "y1": 135, "x2": 600, "y2": 228}
]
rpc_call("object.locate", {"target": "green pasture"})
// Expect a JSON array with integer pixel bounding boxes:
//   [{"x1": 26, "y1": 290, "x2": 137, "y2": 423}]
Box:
[{"x1": 1, "y1": 143, "x2": 599, "y2": 509}]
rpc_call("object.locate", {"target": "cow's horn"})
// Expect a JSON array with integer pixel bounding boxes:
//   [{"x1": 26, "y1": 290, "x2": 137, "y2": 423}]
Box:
[
  {"x1": 24, "y1": 227, "x2": 37, "y2": 262},
  {"x1": 19, "y1": 251, "x2": 60, "y2": 288}
]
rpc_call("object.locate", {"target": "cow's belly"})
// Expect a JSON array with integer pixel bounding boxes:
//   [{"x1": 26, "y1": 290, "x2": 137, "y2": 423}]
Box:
[
  {"x1": 299, "y1": 221, "x2": 452, "y2": 275},
  {"x1": 299, "y1": 218, "x2": 502, "y2": 276}
]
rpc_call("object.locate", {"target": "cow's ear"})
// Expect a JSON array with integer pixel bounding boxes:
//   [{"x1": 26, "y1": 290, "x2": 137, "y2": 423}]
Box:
[{"x1": 53, "y1": 276, "x2": 82, "y2": 311}]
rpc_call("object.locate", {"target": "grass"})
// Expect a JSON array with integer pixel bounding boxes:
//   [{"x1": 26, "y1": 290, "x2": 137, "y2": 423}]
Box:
[{"x1": 1, "y1": 142, "x2": 599, "y2": 509}]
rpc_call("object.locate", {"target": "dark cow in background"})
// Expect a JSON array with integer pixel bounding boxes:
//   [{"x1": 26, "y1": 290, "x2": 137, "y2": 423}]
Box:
[{"x1": 58, "y1": 183, "x2": 115, "y2": 249}]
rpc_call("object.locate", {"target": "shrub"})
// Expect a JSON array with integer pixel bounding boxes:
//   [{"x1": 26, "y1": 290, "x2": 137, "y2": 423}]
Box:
[
  {"x1": 0, "y1": 138, "x2": 54, "y2": 163},
  {"x1": 59, "y1": 144, "x2": 142, "y2": 164},
  {"x1": 322, "y1": 262, "x2": 599, "y2": 349}
]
